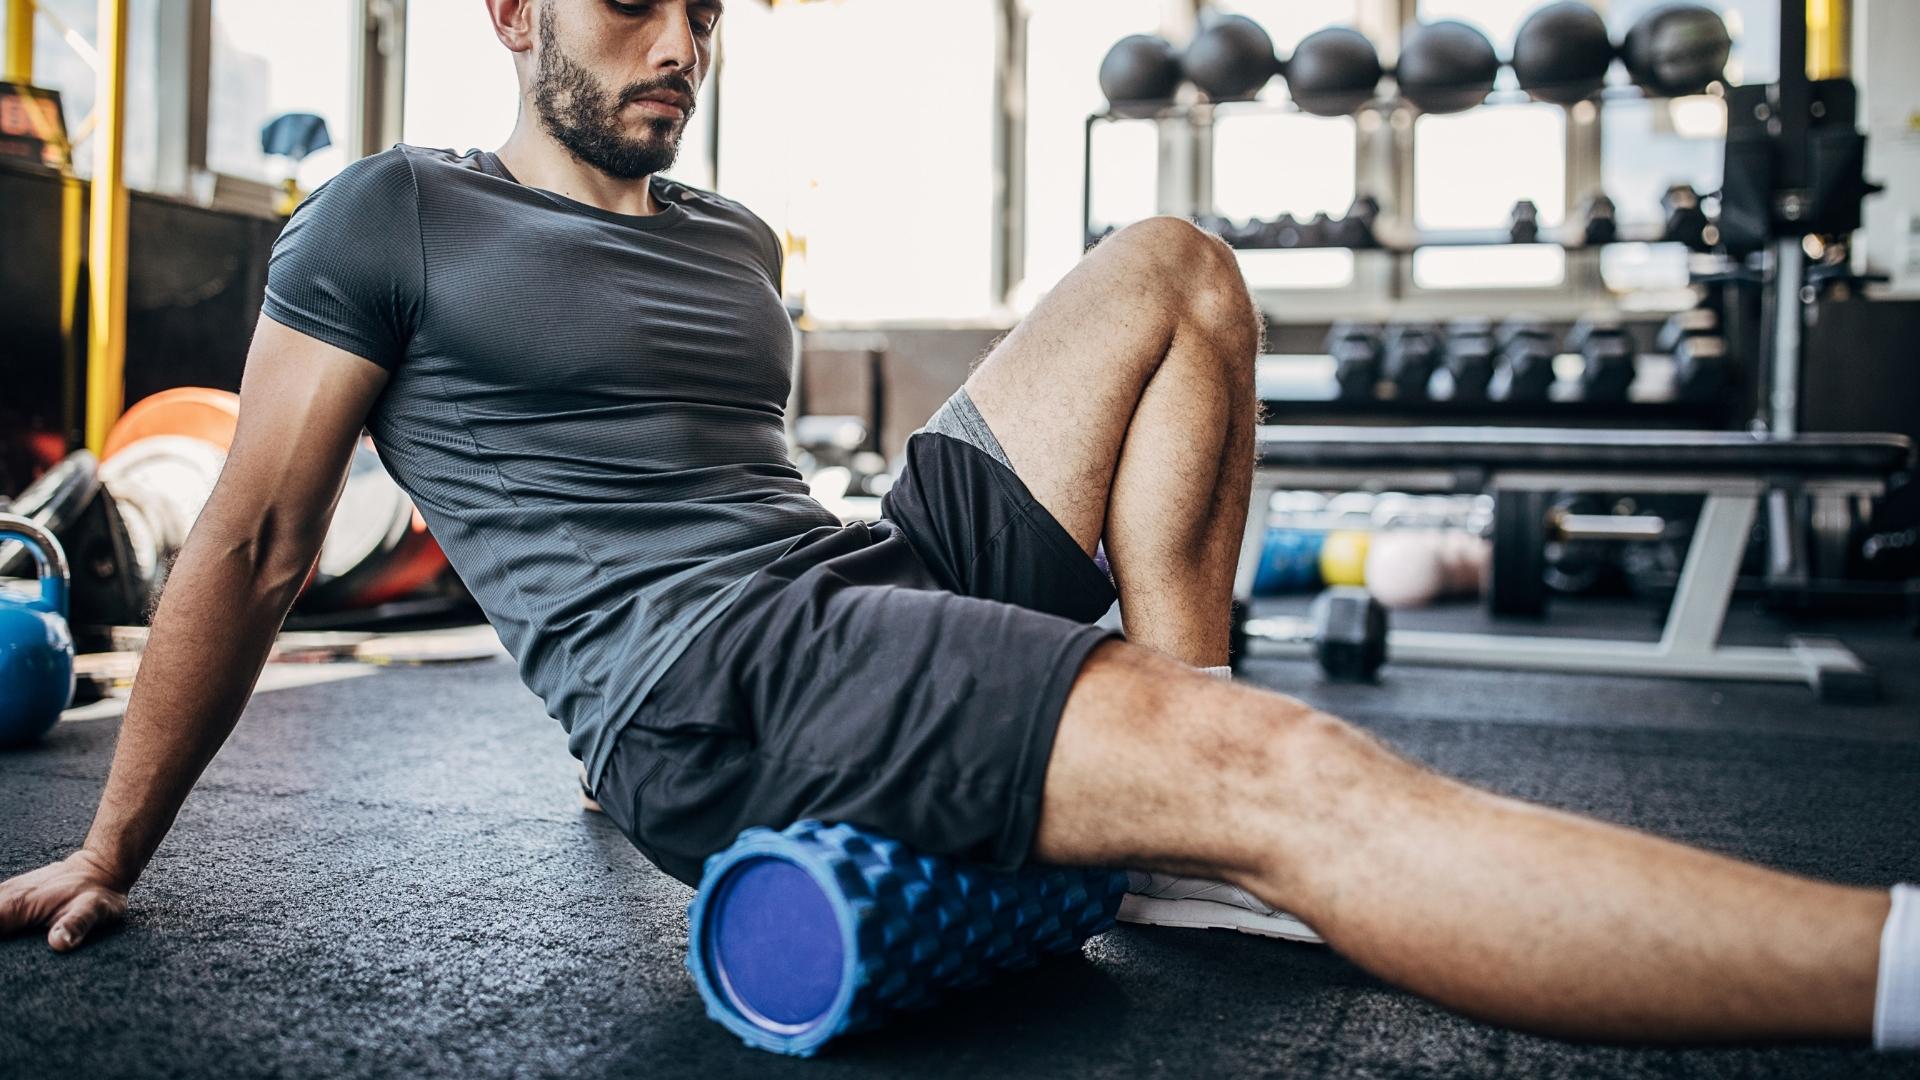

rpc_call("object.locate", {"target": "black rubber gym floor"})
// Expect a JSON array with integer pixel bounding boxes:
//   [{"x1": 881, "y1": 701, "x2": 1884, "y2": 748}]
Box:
[{"x1": 3, "y1": 602, "x2": 1917, "y2": 1079}]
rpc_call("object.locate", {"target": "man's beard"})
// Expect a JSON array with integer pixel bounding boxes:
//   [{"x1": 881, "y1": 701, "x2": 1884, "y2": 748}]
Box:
[{"x1": 531, "y1": 5, "x2": 693, "y2": 180}]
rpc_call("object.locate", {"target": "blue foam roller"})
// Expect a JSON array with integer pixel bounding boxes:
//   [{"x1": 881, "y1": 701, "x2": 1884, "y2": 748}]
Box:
[{"x1": 686, "y1": 820, "x2": 1128, "y2": 1056}]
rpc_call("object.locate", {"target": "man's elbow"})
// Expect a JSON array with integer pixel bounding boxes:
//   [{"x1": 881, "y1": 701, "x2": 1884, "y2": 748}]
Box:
[{"x1": 188, "y1": 498, "x2": 327, "y2": 600}]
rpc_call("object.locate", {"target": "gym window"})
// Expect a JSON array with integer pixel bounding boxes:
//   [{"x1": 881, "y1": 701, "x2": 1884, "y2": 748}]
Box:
[
  {"x1": 1412, "y1": 104, "x2": 1568, "y2": 289},
  {"x1": 207, "y1": 0, "x2": 357, "y2": 193},
  {"x1": 1409, "y1": 0, "x2": 1566, "y2": 292},
  {"x1": 15, "y1": 0, "x2": 165, "y2": 189},
  {"x1": 718, "y1": 0, "x2": 1002, "y2": 323},
  {"x1": 1018, "y1": 0, "x2": 1168, "y2": 310},
  {"x1": 1212, "y1": 113, "x2": 1358, "y2": 290},
  {"x1": 401, "y1": 0, "x2": 522, "y2": 160}
]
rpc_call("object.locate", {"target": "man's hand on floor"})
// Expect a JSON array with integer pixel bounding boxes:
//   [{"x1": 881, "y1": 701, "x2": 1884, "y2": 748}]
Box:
[{"x1": 0, "y1": 851, "x2": 130, "y2": 952}]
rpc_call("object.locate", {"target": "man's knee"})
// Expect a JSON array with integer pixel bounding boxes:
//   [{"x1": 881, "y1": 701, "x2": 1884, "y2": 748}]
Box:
[
  {"x1": 1034, "y1": 641, "x2": 1348, "y2": 874},
  {"x1": 1100, "y1": 219, "x2": 1260, "y2": 366},
  {"x1": 1106, "y1": 217, "x2": 1242, "y2": 294}
]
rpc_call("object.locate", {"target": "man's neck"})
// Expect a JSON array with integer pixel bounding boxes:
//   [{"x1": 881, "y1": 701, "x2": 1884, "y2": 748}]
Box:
[{"x1": 493, "y1": 124, "x2": 663, "y2": 217}]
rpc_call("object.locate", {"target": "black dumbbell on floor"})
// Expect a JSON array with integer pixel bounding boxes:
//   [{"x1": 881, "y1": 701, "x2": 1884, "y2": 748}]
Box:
[{"x1": 1229, "y1": 587, "x2": 1389, "y2": 681}]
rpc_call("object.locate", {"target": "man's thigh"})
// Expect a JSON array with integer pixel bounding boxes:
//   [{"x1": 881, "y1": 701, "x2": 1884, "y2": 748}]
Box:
[
  {"x1": 599, "y1": 524, "x2": 1116, "y2": 885},
  {"x1": 882, "y1": 427, "x2": 1114, "y2": 623},
  {"x1": 959, "y1": 217, "x2": 1234, "y2": 552}
]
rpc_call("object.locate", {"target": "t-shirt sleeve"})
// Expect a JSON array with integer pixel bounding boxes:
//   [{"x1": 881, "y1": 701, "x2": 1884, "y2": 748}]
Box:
[
  {"x1": 764, "y1": 223, "x2": 784, "y2": 291},
  {"x1": 261, "y1": 149, "x2": 424, "y2": 370},
  {"x1": 748, "y1": 213, "x2": 783, "y2": 291}
]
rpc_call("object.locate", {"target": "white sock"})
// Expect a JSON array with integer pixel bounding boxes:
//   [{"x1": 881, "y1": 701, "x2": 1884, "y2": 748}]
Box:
[
  {"x1": 1200, "y1": 665, "x2": 1232, "y2": 681},
  {"x1": 1877, "y1": 883, "x2": 1920, "y2": 1051}
]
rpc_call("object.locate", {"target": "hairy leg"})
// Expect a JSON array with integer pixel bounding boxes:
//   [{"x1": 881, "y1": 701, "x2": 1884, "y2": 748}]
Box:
[
  {"x1": 1035, "y1": 641, "x2": 1889, "y2": 1042},
  {"x1": 963, "y1": 217, "x2": 1260, "y2": 667}
]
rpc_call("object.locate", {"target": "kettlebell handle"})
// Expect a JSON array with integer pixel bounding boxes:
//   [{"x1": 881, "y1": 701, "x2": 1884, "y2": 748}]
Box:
[{"x1": 0, "y1": 513, "x2": 70, "y2": 618}]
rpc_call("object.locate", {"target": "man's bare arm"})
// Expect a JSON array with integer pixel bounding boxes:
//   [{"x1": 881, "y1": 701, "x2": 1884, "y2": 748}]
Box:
[{"x1": 0, "y1": 318, "x2": 389, "y2": 950}]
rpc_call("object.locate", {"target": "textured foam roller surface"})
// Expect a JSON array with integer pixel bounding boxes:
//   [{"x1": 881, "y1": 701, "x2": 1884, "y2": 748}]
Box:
[{"x1": 685, "y1": 820, "x2": 1129, "y2": 1056}]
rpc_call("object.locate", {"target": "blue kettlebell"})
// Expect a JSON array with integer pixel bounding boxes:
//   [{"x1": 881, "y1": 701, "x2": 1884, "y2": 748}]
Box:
[{"x1": 0, "y1": 513, "x2": 76, "y2": 746}]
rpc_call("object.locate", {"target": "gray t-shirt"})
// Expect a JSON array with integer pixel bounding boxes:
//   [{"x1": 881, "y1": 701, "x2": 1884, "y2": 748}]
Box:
[{"x1": 262, "y1": 145, "x2": 838, "y2": 785}]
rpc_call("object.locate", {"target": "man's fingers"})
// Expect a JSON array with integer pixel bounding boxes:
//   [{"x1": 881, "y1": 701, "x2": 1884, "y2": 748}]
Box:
[{"x1": 47, "y1": 891, "x2": 122, "y2": 953}]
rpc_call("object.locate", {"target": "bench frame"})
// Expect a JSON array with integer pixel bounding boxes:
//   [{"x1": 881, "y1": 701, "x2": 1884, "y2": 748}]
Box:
[{"x1": 1234, "y1": 463, "x2": 1886, "y2": 701}]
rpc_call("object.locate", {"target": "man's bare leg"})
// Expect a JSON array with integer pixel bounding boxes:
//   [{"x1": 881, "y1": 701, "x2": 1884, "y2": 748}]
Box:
[
  {"x1": 1034, "y1": 642, "x2": 1890, "y2": 1042},
  {"x1": 964, "y1": 217, "x2": 1259, "y2": 667}
]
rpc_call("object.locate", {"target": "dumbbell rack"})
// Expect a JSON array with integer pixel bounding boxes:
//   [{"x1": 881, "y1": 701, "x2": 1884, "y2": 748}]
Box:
[
  {"x1": 1079, "y1": 84, "x2": 1748, "y2": 430},
  {"x1": 1080, "y1": 89, "x2": 1702, "y2": 264}
]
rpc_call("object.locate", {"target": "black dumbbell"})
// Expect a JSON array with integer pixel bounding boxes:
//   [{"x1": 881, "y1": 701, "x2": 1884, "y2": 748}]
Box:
[
  {"x1": 1223, "y1": 218, "x2": 1272, "y2": 248},
  {"x1": 1673, "y1": 335, "x2": 1730, "y2": 399},
  {"x1": 1661, "y1": 184, "x2": 1711, "y2": 251},
  {"x1": 1326, "y1": 322, "x2": 1383, "y2": 401},
  {"x1": 1194, "y1": 214, "x2": 1236, "y2": 244},
  {"x1": 1334, "y1": 195, "x2": 1380, "y2": 248},
  {"x1": 1300, "y1": 212, "x2": 1335, "y2": 248},
  {"x1": 1443, "y1": 324, "x2": 1496, "y2": 401},
  {"x1": 1655, "y1": 307, "x2": 1720, "y2": 354},
  {"x1": 1496, "y1": 318, "x2": 1557, "y2": 402},
  {"x1": 1494, "y1": 316, "x2": 1547, "y2": 353},
  {"x1": 1567, "y1": 315, "x2": 1636, "y2": 402},
  {"x1": 1579, "y1": 193, "x2": 1617, "y2": 246},
  {"x1": 1229, "y1": 587, "x2": 1389, "y2": 681},
  {"x1": 1265, "y1": 213, "x2": 1304, "y2": 248},
  {"x1": 1508, "y1": 199, "x2": 1541, "y2": 244},
  {"x1": 1382, "y1": 324, "x2": 1440, "y2": 400}
]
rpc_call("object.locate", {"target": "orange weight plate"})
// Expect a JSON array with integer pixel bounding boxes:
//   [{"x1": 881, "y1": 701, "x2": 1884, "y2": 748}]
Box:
[{"x1": 102, "y1": 388, "x2": 241, "y2": 460}]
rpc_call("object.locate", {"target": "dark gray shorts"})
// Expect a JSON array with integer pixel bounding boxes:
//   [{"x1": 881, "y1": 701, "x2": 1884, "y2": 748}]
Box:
[{"x1": 596, "y1": 393, "x2": 1119, "y2": 885}]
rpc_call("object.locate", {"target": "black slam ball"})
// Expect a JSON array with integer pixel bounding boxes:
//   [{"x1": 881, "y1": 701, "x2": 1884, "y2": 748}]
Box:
[
  {"x1": 1184, "y1": 13, "x2": 1277, "y2": 101},
  {"x1": 1622, "y1": 3, "x2": 1732, "y2": 97},
  {"x1": 1099, "y1": 34, "x2": 1184, "y2": 113},
  {"x1": 1512, "y1": 2, "x2": 1615, "y2": 105},
  {"x1": 1285, "y1": 26, "x2": 1384, "y2": 116},
  {"x1": 1396, "y1": 20, "x2": 1500, "y2": 114}
]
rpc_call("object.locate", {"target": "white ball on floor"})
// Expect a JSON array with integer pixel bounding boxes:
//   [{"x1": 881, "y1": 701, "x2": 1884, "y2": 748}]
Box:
[{"x1": 1365, "y1": 530, "x2": 1447, "y2": 609}]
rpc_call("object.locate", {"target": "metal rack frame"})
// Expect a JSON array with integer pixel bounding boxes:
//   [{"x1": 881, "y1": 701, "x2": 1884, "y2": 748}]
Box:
[{"x1": 1233, "y1": 453, "x2": 1885, "y2": 699}]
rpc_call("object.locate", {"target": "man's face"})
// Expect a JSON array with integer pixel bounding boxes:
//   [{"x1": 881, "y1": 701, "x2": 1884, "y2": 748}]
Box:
[{"x1": 531, "y1": 0, "x2": 720, "y2": 180}]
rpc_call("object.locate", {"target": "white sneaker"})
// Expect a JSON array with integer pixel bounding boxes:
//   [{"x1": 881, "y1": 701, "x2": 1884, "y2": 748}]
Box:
[{"x1": 1118, "y1": 872, "x2": 1324, "y2": 944}]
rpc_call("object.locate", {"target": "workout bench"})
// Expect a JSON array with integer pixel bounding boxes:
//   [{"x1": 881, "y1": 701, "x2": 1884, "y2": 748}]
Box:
[{"x1": 1234, "y1": 427, "x2": 1915, "y2": 700}]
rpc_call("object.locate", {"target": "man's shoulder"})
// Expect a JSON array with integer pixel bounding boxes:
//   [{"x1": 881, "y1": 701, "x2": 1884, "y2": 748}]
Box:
[
  {"x1": 662, "y1": 178, "x2": 781, "y2": 263},
  {"x1": 328, "y1": 144, "x2": 501, "y2": 194},
  {"x1": 303, "y1": 145, "x2": 418, "y2": 205},
  {"x1": 668, "y1": 179, "x2": 765, "y2": 226}
]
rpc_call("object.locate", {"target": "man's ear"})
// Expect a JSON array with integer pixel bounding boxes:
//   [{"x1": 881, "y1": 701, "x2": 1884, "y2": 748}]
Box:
[{"x1": 487, "y1": 0, "x2": 538, "y2": 55}]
